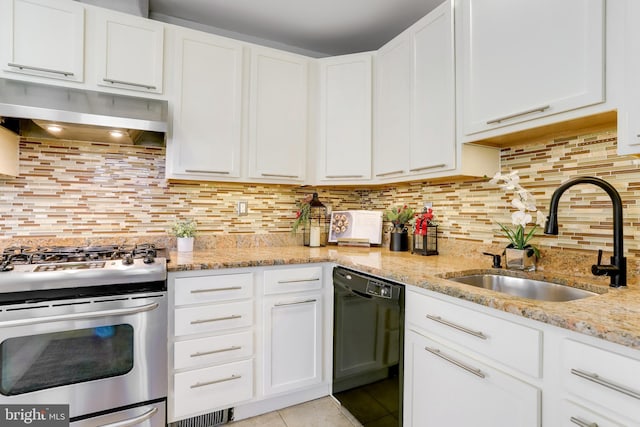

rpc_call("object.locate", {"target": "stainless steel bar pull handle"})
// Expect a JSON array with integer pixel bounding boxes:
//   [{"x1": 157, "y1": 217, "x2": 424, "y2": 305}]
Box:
[
  {"x1": 0, "y1": 302, "x2": 159, "y2": 328},
  {"x1": 570, "y1": 368, "x2": 640, "y2": 400},
  {"x1": 191, "y1": 314, "x2": 241, "y2": 325},
  {"x1": 275, "y1": 299, "x2": 317, "y2": 307},
  {"x1": 97, "y1": 407, "x2": 159, "y2": 427},
  {"x1": 376, "y1": 170, "x2": 404, "y2": 177},
  {"x1": 261, "y1": 173, "x2": 299, "y2": 178},
  {"x1": 190, "y1": 346, "x2": 241, "y2": 358},
  {"x1": 185, "y1": 169, "x2": 230, "y2": 174},
  {"x1": 103, "y1": 78, "x2": 156, "y2": 90},
  {"x1": 426, "y1": 314, "x2": 488, "y2": 340},
  {"x1": 570, "y1": 416, "x2": 598, "y2": 427},
  {"x1": 191, "y1": 374, "x2": 241, "y2": 389},
  {"x1": 486, "y1": 105, "x2": 550, "y2": 124},
  {"x1": 325, "y1": 174, "x2": 365, "y2": 178},
  {"x1": 425, "y1": 347, "x2": 485, "y2": 378},
  {"x1": 409, "y1": 163, "x2": 446, "y2": 172},
  {"x1": 277, "y1": 278, "x2": 320, "y2": 284},
  {"x1": 8, "y1": 62, "x2": 74, "y2": 77},
  {"x1": 191, "y1": 286, "x2": 242, "y2": 294}
]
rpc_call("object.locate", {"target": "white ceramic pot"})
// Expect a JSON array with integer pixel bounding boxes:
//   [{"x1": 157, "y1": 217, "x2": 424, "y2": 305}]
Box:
[{"x1": 177, "y1": 237, "x2": 194, "y2": 252}]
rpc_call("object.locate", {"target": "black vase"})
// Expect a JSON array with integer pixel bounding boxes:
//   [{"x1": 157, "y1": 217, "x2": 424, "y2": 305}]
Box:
[{"x1": 389, "y1": 225, "x2": 408, "y2": 252}]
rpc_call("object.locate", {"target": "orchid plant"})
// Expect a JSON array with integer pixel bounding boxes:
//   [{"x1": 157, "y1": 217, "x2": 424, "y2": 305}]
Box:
[{"x1": 489, "y1": 171, "x2": 546, "y2": 258}]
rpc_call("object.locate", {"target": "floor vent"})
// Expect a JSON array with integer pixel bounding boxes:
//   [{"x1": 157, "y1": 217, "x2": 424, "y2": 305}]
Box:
[{"x1": 169, "y1": 409, "x2": 234, "y2": 427}]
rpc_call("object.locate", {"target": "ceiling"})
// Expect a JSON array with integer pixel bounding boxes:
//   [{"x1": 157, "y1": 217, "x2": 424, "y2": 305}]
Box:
[{"x1": 148, "y1": 0, "x2": 445, "y2": 57}]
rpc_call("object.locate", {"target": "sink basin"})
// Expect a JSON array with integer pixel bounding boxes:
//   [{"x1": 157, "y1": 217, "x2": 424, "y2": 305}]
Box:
[{"x1": 447, "y1": 274, "x2": 599, "y2": 302}]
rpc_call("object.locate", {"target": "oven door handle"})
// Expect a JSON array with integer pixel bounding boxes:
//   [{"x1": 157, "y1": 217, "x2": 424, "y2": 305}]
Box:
[
  {"x1": 96, "y1": 406, "x2": 158, "y2": 427},
  {"x1": 0, "y1": 302, "x2": 159, "y2": 328}
]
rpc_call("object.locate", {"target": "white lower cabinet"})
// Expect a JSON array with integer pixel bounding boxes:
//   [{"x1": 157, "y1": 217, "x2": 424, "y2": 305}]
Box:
[
  {"x1": 263, "y1": 291, "x2": 323, "y2": 395},
  {"x1": 404, "y1": 284, "x2": 640, "y2": 427},
  {"x1": 262, "y1": 265, "x2": 323, "y2": 396},
  {"x1": 404, "y1": 331, "x2": 540, "y2": 427},
  {"x1": 173, "y1": 359, "x2": 254, "y2": 420},
  {"x1": 558, "y1": 400, "x2": 625, "y2": 427},
  {"x1": 404, "y1": 288, "x2": 541, "y2": 427},
  {"x1": 554, "y1": 339, "x2": 640, "y2": 426},
  {"x1": 168, "y1": 271, "x2": 255, "y2": 423},
  {"x1": 169, "y1": 264, "x2": 331, "y2": 424}
]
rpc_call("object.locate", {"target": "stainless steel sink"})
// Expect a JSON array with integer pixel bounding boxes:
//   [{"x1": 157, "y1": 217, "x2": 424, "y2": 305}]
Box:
[{"x1": 447, "y1": 274, "x2": 599, "y2": 302}]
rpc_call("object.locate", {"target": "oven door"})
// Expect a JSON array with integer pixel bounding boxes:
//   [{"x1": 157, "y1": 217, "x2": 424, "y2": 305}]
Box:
[
  {"x1": 70, "y1": 401, "x2": 166, "y2": 427},
  {"x1": 0, "y1": 292, "x2": 167, "y2": 419}
]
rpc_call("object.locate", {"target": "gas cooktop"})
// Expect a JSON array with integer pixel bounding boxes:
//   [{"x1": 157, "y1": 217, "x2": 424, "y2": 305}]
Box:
[{"x1": 0, "y1": 244, "x2": 167, "y2": 293}]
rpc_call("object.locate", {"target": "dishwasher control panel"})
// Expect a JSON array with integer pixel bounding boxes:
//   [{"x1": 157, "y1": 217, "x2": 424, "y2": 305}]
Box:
[{"x1": 366, "y1": 279, "x2": 393, "y2": 299}]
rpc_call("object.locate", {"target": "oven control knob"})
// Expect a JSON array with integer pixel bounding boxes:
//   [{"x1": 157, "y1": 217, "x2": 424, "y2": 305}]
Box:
[
  {"x1": 143, "y1": 254, "x2": 155, "y2": 264},
  {"x1": 122, "y1": 254, "x2": 134, "y2": 265}
]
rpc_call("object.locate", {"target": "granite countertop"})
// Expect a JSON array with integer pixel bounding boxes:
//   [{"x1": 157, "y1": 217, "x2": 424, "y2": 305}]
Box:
[{"x1": 168, "y1": 246, "x2": 640, "y2": 350}]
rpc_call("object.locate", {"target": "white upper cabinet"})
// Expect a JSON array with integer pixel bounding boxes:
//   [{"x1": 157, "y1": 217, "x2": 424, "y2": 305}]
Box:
[
  {"x1": 618, "y1": 0, "x2": 640, "y2": 155},
  {"x1": 373, "y1": 30, "x2": 413, "y2": 180},
  {"x1": 168, "y1": 29, "x2": 243, "y2": 179},
  {"x1": 374, "y1": 0, "x2": 498, "y2": 183},
  {"x1": 248, "y1": 47, "x2": 308, "y2": 182},
  {"x1": 317, "y1": 53, "x2": 372, "y2": 183},
  {"x1": 1, "y1": 0, "x2": 84, "y2": 82},
  {"x1": 458, "y1": 0, "x2": 605, "y2": 139},
  {"x1": 93, "y1": 8, "x2": 164, "y2": 93},
  {"x1": 410, "y1": 0, "x2": 456, "y2": 176}
]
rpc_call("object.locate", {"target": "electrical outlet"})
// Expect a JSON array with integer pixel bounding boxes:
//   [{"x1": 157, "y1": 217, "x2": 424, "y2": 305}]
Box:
[
  {"x1": 424, "y1": 202, "x2": 433, "y2": 209},
  {"x1": 237, "y1": 201, "x2": 248, "y2": 216}
]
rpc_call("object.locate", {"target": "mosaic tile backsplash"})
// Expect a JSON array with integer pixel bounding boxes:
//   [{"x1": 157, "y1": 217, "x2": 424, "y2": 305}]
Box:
[{"x1": 1, "y1": 128, "x2": 639, "y2": 263}]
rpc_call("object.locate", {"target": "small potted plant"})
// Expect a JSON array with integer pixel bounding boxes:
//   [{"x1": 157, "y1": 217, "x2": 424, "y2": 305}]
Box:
[
  {"x1": 385, "y1": 205, "x2": 415, "y2": 251},
  {"x1": 489, "y1": 171, "x2": 546, "y2": 270},
  {"x1": 172, "y1": 219, "x2": 197, "y2": 252}
]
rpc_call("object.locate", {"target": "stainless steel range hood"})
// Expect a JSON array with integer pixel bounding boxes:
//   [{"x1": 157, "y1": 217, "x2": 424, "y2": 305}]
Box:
[{"x1": 0, "y1": 78, "x2": 168, "y2": 144}]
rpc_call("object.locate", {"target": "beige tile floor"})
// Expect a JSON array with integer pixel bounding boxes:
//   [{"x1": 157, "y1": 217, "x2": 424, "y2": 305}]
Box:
[{"x1": 229, "y1": 397, "x2": 363, "y2": 427}]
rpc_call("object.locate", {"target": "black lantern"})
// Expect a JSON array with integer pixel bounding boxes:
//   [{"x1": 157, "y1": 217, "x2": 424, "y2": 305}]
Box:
[
  {"x1": 304, "y1": 193, "x2": 328, "y2": 247},
  {"x1": 412, "y1": 209, "x2": 438, "y2": 256}
]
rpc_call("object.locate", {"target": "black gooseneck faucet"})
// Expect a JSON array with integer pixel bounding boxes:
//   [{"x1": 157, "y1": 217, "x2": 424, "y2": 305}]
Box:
[{"x1": 544, "y1": 176, "x2": 626, "y2": 287}]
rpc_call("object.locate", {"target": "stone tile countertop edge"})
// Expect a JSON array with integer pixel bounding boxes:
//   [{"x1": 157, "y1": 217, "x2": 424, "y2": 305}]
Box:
[{"x1": 168, "y1": 246, "x2": 640, "y2": 350}]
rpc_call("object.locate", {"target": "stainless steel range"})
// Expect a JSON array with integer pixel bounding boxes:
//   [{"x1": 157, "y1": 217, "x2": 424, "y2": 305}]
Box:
[{"x1": 0, "y1": 244, "x2": 168, "y2": 427}]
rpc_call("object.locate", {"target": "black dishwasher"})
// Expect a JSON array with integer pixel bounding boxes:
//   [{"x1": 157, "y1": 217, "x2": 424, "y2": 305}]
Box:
[{"x1": 332, "y1": 266, "x2": 404, "y2": 427}]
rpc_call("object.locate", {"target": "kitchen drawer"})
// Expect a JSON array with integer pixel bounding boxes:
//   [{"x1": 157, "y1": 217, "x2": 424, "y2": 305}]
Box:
[
  {"x1": 174, "y1": 273, "x2": 253, "y2": 306},
  {"x1": 172, "y1": 359, "x2": 253, "y2": 419},
  {"x1": 174, "y1": 300, "x2": 253, "y2": 337},
  {"x1": 558, "y1": 399, "x2": 625, "y2": 427},
  {"x1": 174, "y1": 330, "x2": 253, "y2": 370},
  {"x1": 263, "y1": 266, "x2": 323, "y2": 295},
  {"x1": 562, "y1": 339, "x2": 640, "y2": 422},
  {"x1": 406, "y1": 290, "x2": 541, "y2": 378}
]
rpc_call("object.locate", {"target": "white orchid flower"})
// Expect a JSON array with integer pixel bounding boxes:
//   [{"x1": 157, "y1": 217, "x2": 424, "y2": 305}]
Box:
[
  {"x1": 536, "y1": 210, "x2": 547, "y2": 227},
  {"x1": 511, "y1": 211, "x2": 532, "y2": 226},
  {"x1": 511, "y1": 198, "x2": 526, "y2": 211}
]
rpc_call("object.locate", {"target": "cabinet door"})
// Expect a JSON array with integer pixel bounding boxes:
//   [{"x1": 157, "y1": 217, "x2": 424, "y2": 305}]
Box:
[
  {"x1": 404, "y1": 331, "x2": 540, "y2": 427},
  {"x1": 2, "y1": 0, "x2": 84, "y2": 82},
  {"x1": 263, "y1": 292, "x2": 322, "y2": 395},
  {"x1": 248, "y1": 48, "x2": 308, "y2": 182},
  {"x1": 618, "y1": 0, "x2": 640, "y2": 155},
  {"x1": 557, "y1": 400, "x2": 627, "y2": 427},
  {"x1": 317, "y1": 53, "x2": 372, "y2": 183},
  {"x1": 460, "y1": 0, "x2": 604, "y2": 135},
  {"x1": 170, "y1": 30, "x2": 243, "y2": 178},
  {"x1": 410, "y1": 1, "x2": 456, "y2": 176},
  {"x1": 373, "y1": 30, "x2": 412, "y2": 180},
  {"x1": 95, "y1": 10, "x2": 164, "y2": 93}
]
